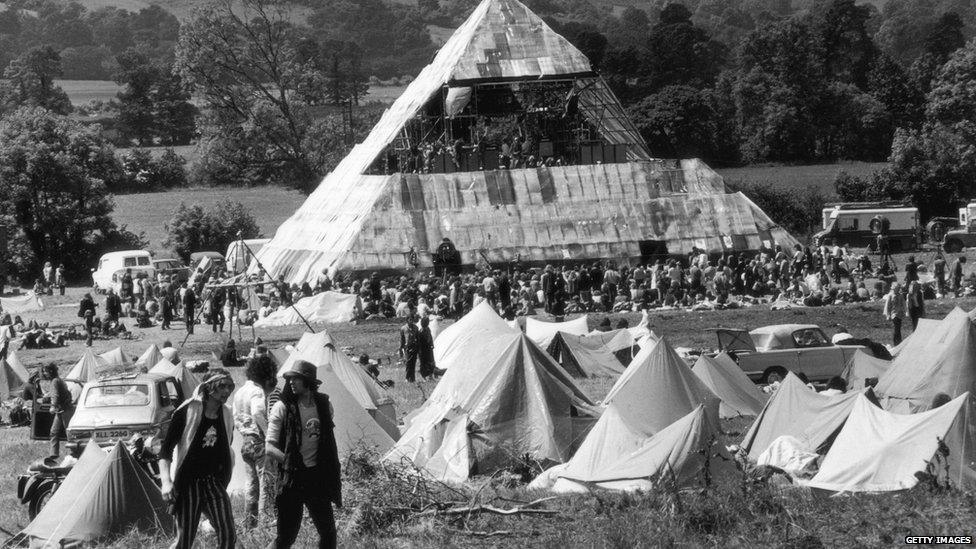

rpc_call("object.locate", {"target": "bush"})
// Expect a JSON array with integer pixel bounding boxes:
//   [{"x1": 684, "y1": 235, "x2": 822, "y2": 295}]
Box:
[
  {"x1": 728, "y1": 180, "x2": 827, "y2": 240},
  {"x1": 116, "y1": 148, "x2": 188, "y2": 192},
  {"x1": 163, "y1": 200, "x2": 260, "y2": 261}
]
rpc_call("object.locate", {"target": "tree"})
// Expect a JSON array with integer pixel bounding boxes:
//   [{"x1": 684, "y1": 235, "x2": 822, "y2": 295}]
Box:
[
  {"x1": 164, "y1": 200, "x2": 260, "y2": 260},
  {"x1": 0, "y1": 107, "x2": 141, "y2": 278},
  {"x1": 176, "y1": 0, "x2": 330, "y2": 190},
  {"x1": 644, "y1": 3, "x2": 726, "y2": 92},
  {"x1": 923, "y1": 12, "x2": 965, "y2": 62},
  {"x1": 810, "y1": 0, "x2": 877, "y2": 88},
  {"x1": 1, "y1": 46, "x2": 72, "y2": 114},
  {"x1": 927, "y1": 40, "x2": 976, "y2": 139},
  {"x1": 867, "y1": 53, "x2": 925, "y2": 129},
  {"x1": 627, "y1": 85, "x2": 721, "y2": 159},
  {"x1": 115, "y1": 49, "x2": 197, "y2": 146}
]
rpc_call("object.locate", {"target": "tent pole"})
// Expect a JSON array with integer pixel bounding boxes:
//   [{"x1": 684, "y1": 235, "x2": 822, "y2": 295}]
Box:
[{"x1": 236, "y1": 232, "x2": 316, "y2": 333}]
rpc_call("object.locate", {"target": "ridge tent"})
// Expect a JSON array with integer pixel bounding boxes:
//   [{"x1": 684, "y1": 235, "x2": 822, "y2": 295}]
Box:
[
  {"x1": 808, "y1": 392, "x2": 974, "y2": 492},
  {"x1": 134, "y1": 344, "x2": 164, "y2": 369},
  {"x1": 539, "y1": 406, "x2": 733, "y2": 493},
  {"x1": 888, "y1": 317, "x2": 941, "y2": 357},
  {"x1": 692, "y1": 353, "x2": 767, "y2": 418},
  {"x1": 841, "y1": 350, "x2": 891, "y2": 391},
  {"x1": 0, "y1": 354, "x2": 29, "y2": 399},
  {"x1": 385, "y1": 332, "x2": 598, "y2": 482},
  {"x1": 22, "y1": 441, "x2": 173, "y2": 546},
  {"x1": 148, "y1": 359, "x2": 199, "y2": 399},
  {"x1": 253, "y1": 291, "x2": 363, "y2": 328},
  {"x1": 433, "y1": 301, "x2": 518, "y2": 370},
  {"x1": 526, "y1": 315, "x2": 589, "y2": 347},
  {"x1": 546, "y1": 331, "x2": 625, "y2": 378},
  {"x1": 281, "y1": 331, "x2": 399, "y2": 440},
  {"x1": 875, "y1": 307, "x2": 976, "y2": 413},
  {"x1": 98, "y1": 347, "x2": 131, "y2": 369},
  {"x1": 65, "y1": 350, "x2": 108, "y2": 383},
  {"x1": 740, "y1": 373, "x2": 867, "y2": 460},
  {"x1": 531, "y1": 337, "x2": 720, "y2": 491}
]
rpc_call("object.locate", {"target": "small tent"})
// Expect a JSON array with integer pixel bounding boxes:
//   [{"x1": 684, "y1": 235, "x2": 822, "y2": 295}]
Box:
[
  {"x1": 0, "y1": 354, "x2": 29, "y2": 399},
  {"x1": 65, "y1": 350, "x2": 108, "y2": 383},
  {"x1": 808, "y1": 392, "x2": 974, "y2": 492},
  {"x1": 254, "y1": 291, "x2": 362, "y2": 327},
  {"x1": 22, "y1": 441, "x2": 173, "y2": 546},
  {"x1": 740, "y1": 373, "x2": 866, "y2": 460},
  {"x1": 546, "y1": 331, "x2": 625, "y2": 378},
  {"x1": 98, "y1": 347, "x2": 131, "y2": 369},
  {"x1": 149, "y1": 359, "x2": 199, "y2": 399},
  {"x1": 280, "y1": 331, "x2": 399, "y2": 440},
  {"x1": 531, "y1": 337, "x2": 720, "y2": 491},
  {"x1": 135, "y1": 344, "x2": 164, "y2": 369},
  {"x1": 841, "y1": 350, "x2": 891, "y2": 391},
  {"x1": 540, "y1": 406, "x2": 732, "y2": 493},
  {"x1": 0, "y1": 291, "x2": 44, "y2": 313},
  {"x1": 386, "y1": 332, "x2": 598, "y2": 482},
  {"x1": 692, "y1": 353, "x2": 767, "y2": 418},
  {"x1": 586, "y1": 328, "x2": 640, "y2": 365},
  {"x1": 311, "y1": 362, "x2": 396, "y2": 458},
  {"x1": 433, "y1": 301, "x2": 518, "y2": 370},
  {"x1": 526, "y1": 315, "x2": 589, "y2": 347},
  {"x1": 875, "y1": 307, "x2": 976, "y2": 413}
]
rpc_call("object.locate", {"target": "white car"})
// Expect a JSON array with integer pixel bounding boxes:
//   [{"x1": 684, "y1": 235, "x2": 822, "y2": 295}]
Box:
[
  {"x1": 717, "y1": 324, "x2": 865, "y2": 383},
  {"x1": 91, "y1": 250, "x2": 156, "y2": 294}
]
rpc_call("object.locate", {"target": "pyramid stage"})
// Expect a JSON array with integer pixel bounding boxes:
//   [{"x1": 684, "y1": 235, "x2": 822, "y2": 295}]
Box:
[{"x1": 256, "y1": 0, "x2": 798, "y2": 283}]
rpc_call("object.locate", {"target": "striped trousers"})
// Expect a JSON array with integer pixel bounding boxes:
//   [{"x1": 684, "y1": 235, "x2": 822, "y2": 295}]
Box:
[{"x1": 170, "y1": 475, "x2": 236, "y2": 549}]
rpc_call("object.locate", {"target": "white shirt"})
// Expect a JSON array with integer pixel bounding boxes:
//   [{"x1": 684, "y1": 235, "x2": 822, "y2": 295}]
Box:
[
  {"x1": 831, "y1": 333, "x2": 853, "y2": 344},
  {"x1": 232, "y1": 380, "x2": 267, "y2": 437}
]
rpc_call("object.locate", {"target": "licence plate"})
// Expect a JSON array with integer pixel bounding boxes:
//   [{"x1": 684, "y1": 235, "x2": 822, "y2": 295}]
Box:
[{"x1": 96, "y1": 429, "x2": 130, "y2": 439}]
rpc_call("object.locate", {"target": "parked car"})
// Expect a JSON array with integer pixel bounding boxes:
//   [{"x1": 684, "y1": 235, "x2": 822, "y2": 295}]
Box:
[
  {"x1": 91, "y1": 250, "x2": 156, "y2": 294},
  {"x1": 152, "y1": 258, "x2": 191, "y2": 285},
  {"x1": 716, "y1": 324, "x2": 865, "y2": 383},
  {"x1": 65, "y1": 372, "x2": 185, "y2": 452}
]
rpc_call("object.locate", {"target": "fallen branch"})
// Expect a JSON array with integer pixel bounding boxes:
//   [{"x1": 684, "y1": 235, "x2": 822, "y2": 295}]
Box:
[{"x1": 450, "y1": 529, "x2": 516, "y2": 537}]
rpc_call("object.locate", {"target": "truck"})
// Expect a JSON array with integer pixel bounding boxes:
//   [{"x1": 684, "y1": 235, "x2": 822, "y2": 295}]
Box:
[
  {"x1": 814, "y1": 202, "x2": 919, "y2": 251},
  {"x1": 941, "y1": 201, "x2": 976, "y2": 252}
]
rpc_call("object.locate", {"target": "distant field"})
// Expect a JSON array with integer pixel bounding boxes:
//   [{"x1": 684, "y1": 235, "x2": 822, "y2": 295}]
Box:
[
  {"x1": 717, "y1": 161, "x2": 888, "y2": 197},
  {"x1": 57, "y1": 79, "x2": 121, "y2": 105},
  {"x1": 112, "y1": 186, "x2": 307, "y2": 251}
]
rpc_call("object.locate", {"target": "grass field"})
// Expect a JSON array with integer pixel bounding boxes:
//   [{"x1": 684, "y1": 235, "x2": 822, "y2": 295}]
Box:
[
  {"x1": 111, "y1": 187, "x2": 307, "y2": 251},
  {"x1": 717, "y1": 161, "x2": 888, "y2": 197},
  {"x1": 3, "y1": 285, "x2": 976, "y2": 546}
]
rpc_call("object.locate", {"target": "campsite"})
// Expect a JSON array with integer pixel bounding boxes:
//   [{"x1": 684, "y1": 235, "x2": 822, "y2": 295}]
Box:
[{"x1": 4, "y1": 0, "x2": 976, "y2": 546}]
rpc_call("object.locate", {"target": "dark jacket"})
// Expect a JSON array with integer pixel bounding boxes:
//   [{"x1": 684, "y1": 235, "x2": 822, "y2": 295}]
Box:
[{"x1": 271, "y1": 393, "x2": 341, "y2": 505}]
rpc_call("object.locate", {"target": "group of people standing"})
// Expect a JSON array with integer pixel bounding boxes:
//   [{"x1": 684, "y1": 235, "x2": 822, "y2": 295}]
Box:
[{"x1": 158, "y1": 357, "x2": 343, "y2": 548}]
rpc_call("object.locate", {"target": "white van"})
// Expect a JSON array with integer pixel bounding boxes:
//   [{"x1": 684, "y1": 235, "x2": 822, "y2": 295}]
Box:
[
  {"x1": 225, "y1": 239, "x2": 270, "y2": 274},
  {"x1": 91, "y1": 250, "x2": 156, "y2": 293},
  {"x1": 815, "y1": 204, "x2": 919, "y2": 251}
]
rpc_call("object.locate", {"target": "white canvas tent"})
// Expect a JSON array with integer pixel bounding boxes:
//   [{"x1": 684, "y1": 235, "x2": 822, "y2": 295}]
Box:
[
  {"x1": 841, "y1": 350, "x2": 890, "y2": 391},
  {"x1": 0, "y1": 291, "x2": 44, "y2": 313},
  {"x1": 148, "y1": 359, "x2": 199, "y2": 399},
  {"x1": 254, "y1": 291, "x2": 363, "y2": 327},
  {"x1": 135, "y1": 344, "x2": 164, "y2": 369},
  {"x1": 0, "y1": 353, "x2": 29, "y2": 399},
  {"x1": 433, "y1": 301, "x2": 518, "y2": 370},
  {"x1": 65, "y1": 350, "x2": 108, "y2": 383},
  {"x1": 526, "y1": 315, "x2": 589, "y2": 347},
  {"x1": 280, "y1": 331, "x2": 399, "y2": 440},
  {"x1": 546, "y1": 331, "x2": 625, "y2": 378},
  {"x1": 875, "y1": 307, "x2": 976, "y2": 413},
  {"x1": 740, "y1": 373, "x2": 866, "y2": 460},
  {"x1": 385, "y1": 331, "x2": 598, "y2": 482},
  {"x1": 98, "y1": 347, "x2": 131, "y2": 369},
  {"x1": 692, "y1": 353, "x2": 767, "y2": 418},
  {"x1": 531, "y1": 337, "x2": 720, "y2": 492},
  {"x1": 808, "y1": 392, "x2": 974, "y2": 492}
]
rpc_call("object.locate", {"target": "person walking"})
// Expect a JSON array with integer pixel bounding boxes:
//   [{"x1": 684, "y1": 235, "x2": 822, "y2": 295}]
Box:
[
  {"x1": 183, "y1": 284, "x2": 196, "y2": 336},
  {"x1": 882, "y1": 283, "x2": 906, "y2": 346},
  {"x1": 952, "y1": 255, "x2": 967, "y2": 296},
  {"x1": 104, "y1": 288, "x2": 122, "y2": 323},
  {"x1": 907, "y1": 280, "x2": 925, "y2": 329},
  {"x1": 933, "y1": 254, "x2": 947, "y2": 296},
  {"x1": 418, "y1": 316, "x2": 436, "y2": 379},
  {"x1": 55, "y1": 265, "x2": 65, "y2": 296},
  {"x1": 43, "y1": 363, "x2": 74, "y2": 458},
  {"x1": 266, "y1": 360, "x2": 342, "y2": 549},
  {"x1": 161, "y1": 291, "x2": 173, "y2": 330},
  {"x1": 159, "y1": 369, "x2": 237, "y2": 549},
  {"x1": 233, "y1": 356, "x2": 278, "y2": 527},
  {"x1": 399, "y1": 314, "x2": 420, "y2": 383}
]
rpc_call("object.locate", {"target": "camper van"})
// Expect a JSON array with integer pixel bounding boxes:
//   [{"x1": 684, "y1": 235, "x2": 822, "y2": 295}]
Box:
[
  {"x1": 814, "y1": 203, "x2": 919, "y2": 251},
  {"x1": 225, "y1": 239, "x2": 270, "y2": 274},
  {"x1": 91, "y1": 250, "x2": 156, "y2": 293}
]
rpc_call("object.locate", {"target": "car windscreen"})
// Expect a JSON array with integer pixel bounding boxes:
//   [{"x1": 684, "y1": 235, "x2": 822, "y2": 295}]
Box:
[
  {"x1": 792, "y1": 328, "x2": 830, "y2": 348},
  {"x1": 137, "y1": 256, "x2": 150, "y2": 266},
  {"x1": 84, "y1": 384, "x2": 151, "y2": 407}
]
